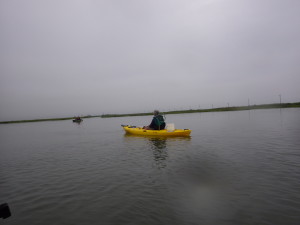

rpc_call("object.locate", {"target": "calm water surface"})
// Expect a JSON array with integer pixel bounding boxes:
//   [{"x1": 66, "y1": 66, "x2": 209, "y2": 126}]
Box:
[{"x1": 1, "y1": 109, "x2": 300, "y2": 225}]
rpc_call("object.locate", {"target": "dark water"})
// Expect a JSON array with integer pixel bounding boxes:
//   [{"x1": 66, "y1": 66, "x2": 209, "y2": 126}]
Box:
[{"x1": 1, "y1": 108, "x2": 300, "y2": 225}]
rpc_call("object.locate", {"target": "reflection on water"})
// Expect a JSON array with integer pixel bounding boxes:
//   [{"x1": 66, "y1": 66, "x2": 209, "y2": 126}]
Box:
[
  {"x1": 123, "y1": 134, "x2": 191, "y2": 169},
  {"x1": 148, "y1": 138, "x2": 167, "y2": 150},
  {"x1": 149, "y1": 138, "x2": 168, "y2": 168}
]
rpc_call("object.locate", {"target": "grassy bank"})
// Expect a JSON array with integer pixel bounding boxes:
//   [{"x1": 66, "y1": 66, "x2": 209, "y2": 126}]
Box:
[
  {"x1": 0, "y1": 115, "x2": 100, "y2": 124},
  {"x1": 101, "y1": 102, "x2": 300, "y2": 118},
  {"x1": 1, "y1": 102, "x2": 299, "y2": 124}
]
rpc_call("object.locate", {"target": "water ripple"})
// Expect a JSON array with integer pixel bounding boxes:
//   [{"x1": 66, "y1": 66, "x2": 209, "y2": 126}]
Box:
[{"x1": 1, "y1": 110, "x2": 300, "y2": 225}]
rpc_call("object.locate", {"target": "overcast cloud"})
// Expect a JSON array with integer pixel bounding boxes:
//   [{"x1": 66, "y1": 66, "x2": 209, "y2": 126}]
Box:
[{"x1": 1, "y1": 0, "x2": 300, "y2": 121}]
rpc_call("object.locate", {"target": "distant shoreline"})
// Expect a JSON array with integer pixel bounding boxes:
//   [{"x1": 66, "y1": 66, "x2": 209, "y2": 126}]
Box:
[
  {"x1": 0, "y1": 116, "x2": 101, "y2": 124},
  {"x1": 1, "y1": 102, "x2": 299, "y2": 124},
  {"x1": 101, "y1": 102, "x2": 300, "y2": 118}
]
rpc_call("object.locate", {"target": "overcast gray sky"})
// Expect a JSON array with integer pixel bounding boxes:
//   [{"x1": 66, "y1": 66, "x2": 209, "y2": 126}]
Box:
[{"x1": 1, "y1": 0, "x2": 300, "y2": 121}]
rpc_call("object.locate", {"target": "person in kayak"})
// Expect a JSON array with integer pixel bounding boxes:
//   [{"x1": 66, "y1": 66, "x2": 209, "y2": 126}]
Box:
[{"x1": 143, "y1": 110, "x2": 166, "y2": 130}]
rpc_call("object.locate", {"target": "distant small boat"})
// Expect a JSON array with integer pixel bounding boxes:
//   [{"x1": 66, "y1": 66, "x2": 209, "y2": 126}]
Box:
[{"x1": 72, "y1": 118, "x2": 82, "y2": 123}]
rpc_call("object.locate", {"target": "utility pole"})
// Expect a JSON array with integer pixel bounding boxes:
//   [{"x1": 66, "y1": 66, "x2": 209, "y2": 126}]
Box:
[{"x1": 279, "y1": 94, "x2": 282, "y2": 105}]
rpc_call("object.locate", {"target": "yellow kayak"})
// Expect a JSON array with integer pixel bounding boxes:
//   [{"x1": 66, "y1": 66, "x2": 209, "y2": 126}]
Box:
[{"x1": 122, "y1": 125, "x2": 191, "y2": 137}]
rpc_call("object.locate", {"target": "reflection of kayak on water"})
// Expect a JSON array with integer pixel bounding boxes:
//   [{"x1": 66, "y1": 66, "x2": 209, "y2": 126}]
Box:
[{"x1": 121, "y1": 125, "x2": 191, "y2": 137}]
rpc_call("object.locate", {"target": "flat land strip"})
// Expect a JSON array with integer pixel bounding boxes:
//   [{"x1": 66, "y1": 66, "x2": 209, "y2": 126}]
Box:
[{"x1": 1, "y1": 102, "x2": 299, "y2": 124}]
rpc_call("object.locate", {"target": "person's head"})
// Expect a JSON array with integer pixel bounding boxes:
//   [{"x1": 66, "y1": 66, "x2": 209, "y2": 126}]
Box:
[{"x1": 153, "y1": 110, "x2": 159, "y2": 116}]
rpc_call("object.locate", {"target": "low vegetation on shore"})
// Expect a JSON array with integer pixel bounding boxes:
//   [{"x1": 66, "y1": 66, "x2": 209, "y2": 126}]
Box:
[
  {"x1": 101, "y1": 102, "x2": 300, "y2": 118},
  {"x1": 1, "y1": 102, "x2": 299, "y2": 124},
  {"x1": 0, "y1": 116, "x2": 99, "y2": 124}
]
